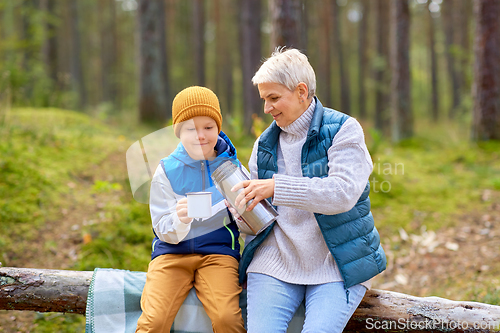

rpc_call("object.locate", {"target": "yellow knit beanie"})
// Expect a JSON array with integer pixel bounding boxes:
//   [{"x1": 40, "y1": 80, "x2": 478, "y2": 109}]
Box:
[{"x1": 172, "y1": 86, "x2": 222, "y2": 137}]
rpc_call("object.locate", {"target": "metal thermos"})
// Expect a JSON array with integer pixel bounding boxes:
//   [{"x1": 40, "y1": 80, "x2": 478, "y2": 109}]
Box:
[{"x1": 211, "y1": 160, "x2": 278, "y2": 235}]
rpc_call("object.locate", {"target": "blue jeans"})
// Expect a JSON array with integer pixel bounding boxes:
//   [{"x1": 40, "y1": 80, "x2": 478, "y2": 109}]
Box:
[{"x1": 246, "y1": 273, "x2": 366, "y2": 333}]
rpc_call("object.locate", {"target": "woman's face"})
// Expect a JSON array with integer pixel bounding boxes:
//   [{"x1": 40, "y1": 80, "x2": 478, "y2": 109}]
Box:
[{"x1": 257, "y1": 82, "x2": 306, "y2": 128}]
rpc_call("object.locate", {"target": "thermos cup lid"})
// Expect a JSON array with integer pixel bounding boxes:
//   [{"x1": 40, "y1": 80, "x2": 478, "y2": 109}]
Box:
[{"x1": 211, "y1": 160, "x2": 238, "y2": 185}]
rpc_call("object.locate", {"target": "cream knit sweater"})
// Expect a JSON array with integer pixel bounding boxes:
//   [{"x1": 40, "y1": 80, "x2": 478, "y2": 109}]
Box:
[{"x1": 246, "y1": 99, "x2": 374, "y2": 287}]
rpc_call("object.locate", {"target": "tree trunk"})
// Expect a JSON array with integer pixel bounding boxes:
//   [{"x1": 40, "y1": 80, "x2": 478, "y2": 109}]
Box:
[
  {"x1": 193, "y1": 0, "x2": 205, "y2": 86},
  {"x1": 68, "y1": 0, "x2": 86, "y2": 110},
  {"x1": 472, "y1": 0, "x2": 500, "y2": 140},
  {"x1": 455, "y1": 0, "x2": 472, "y2": 103},
  {"x1": 2, "y1": 267, "x2": 500, "y2": 333},
  {"x1": 442, "y1": 0, "x2": 461, "y2": 118},
  {"x1": 137, "y1": 0, "x2": 169, "y2": 123},
  {"x1": 240, "y1": 0, "x2": 262, "y2": 133},
  {"x1": 269, "y1": 0, "x2": 301, "y2": 49},
  {"x1": 358, "y1": 0, "x2": 369, "y2": 119},
  {"x1": 374, "y1": 0, "x2": 390, "y2": 134},
  {"x1": 214, "y1": 0, "x2": 235, "y2": 115},
  {"x1": 99, "y1": 0, "x2": 118, "y2": 105},
  {"x1": 332, "y1": 0, "x2": 350, "y2": 114},
  {"x1": 318, "y1": 0, "x2": 332, "y2": 107},
  {"x1": 1, "y1": 0, "x2": 15, "y2": 64},
  {"x1": 428, "y1": 1, "x2": 439, "y2": 121},
  {"x1": 40, "y1": 0, "x2": 59, "y2": 85},
  {"x1": 299, "y1": 0, "x2": 307, "y2": 51},
  {"x1": 21, "y1": 0, "x2": 36, "y2": 74},
  {"x1": 390, "y1": 0, "x2": 412, "y2": 142}
]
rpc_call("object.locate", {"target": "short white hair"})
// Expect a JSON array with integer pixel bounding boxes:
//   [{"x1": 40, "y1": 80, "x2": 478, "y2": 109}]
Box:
[{"x1": 252, "y1": 47, "x2": 316, "y2": 98}]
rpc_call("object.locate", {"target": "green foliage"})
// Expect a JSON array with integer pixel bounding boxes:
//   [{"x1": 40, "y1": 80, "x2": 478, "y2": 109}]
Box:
[
  {"x1": 368, "y1": 120, "x2": 500, "y2": 234},
  {"x1": 92, "y1": 180, "x2": 123, "y2": 193},
  {"x1": 0, "y1": 108, "x2": 120, "y2": 257},
  {"x1": 33, "y1": 313, "x2": 85, "y2": 333},
  {"x1": 0, "y1": 108, "x2": 130, "y2": 331},
  {"x1": 470, "y1": 286, "x2": 500, "y2": 307},
  {"x1": 78, "y1": 202, "x2": 152, "y2": 272}
]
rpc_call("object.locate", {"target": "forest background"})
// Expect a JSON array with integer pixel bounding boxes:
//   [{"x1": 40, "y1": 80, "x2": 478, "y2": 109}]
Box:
[{"x1": 1, "y1": 0, "x2": 500, "y2": 332}]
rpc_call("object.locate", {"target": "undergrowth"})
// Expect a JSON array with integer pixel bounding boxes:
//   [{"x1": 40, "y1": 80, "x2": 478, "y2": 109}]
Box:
[
  {"x1": 1, "y1": 108, "x2": 499, "y2": 332},
  {"x1": 367, "y1": 120, "x2": 500, "y2": 234},
  {"x1": 0, "y1": 108, "x2": 122, "y2": 264}
]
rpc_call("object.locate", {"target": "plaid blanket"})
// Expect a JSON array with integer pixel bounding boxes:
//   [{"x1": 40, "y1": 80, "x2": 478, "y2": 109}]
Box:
[{"x1": 85, "y1": 268, "x2": 305, "y2": 333}]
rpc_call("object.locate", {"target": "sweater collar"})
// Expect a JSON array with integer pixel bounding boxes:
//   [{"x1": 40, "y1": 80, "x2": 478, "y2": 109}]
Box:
[{"x1": 279, "y1": 98, "x2": 316, "y2": 137}]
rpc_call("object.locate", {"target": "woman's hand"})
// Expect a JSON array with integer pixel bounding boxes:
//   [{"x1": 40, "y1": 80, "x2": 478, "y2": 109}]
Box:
[
  {"x1": 231, "y1": 179, "x2": 275, "y2": 211},
  {"x1": 176, "y1": 198, "x2": 193, "y2": 224}
]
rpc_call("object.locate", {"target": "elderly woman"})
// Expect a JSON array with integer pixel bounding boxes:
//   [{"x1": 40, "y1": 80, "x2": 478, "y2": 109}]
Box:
[{"x1": 232, "y1": 48, "x2": 387, "y2": 333}]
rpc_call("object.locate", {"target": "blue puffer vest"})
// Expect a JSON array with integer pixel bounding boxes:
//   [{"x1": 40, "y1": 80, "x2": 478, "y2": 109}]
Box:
[
  {"x1": 239, "y1": 98, "x2": 386, "y2": 289},
  {"x1": 151, "y1": 131, "x2": 241, "y2": 261}
]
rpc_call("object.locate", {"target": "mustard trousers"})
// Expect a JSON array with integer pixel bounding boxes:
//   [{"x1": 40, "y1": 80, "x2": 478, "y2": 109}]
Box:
[{"x1": 135, "y1": 253, "x2": 245, "y2": 333}]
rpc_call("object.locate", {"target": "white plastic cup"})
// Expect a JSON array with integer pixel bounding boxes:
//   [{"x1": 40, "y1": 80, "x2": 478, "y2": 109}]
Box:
[{"x1": 186, "y1": 192, "x2": 212, "y2": 218}]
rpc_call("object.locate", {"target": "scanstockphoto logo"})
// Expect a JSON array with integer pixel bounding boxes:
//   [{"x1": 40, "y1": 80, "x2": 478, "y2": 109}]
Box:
[
  {"x1": 370, "y1": 159, "x2": 405, "y2": 193},
  {"x1": 301, "y1": 158, "x2": 404, "y2": 194},
  {"x1": 365, "y1": 318, "x2": 500, "y2": 331},
  {"x1": 126, "y1": 120, "x2": 225, "y2": 204},
  {"x1": 126, "y1": 125, "x2": 179, "y2": 204},
  {"x1": 126, "y1": 125, "x2": 405, "y2": 201}
]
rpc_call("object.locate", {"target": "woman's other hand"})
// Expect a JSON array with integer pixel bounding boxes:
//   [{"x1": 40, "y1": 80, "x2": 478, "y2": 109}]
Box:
[
  {"x1": 176, "y1": 198, "x2": 193, "y2": 224},
  {"x1": 231, "y1": 179, "x2": 275, "y2": 211}
]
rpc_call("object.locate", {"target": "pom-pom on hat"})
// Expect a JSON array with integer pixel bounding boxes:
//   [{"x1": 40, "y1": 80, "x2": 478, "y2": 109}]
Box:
[{"x1": 172, "y1": 86, "x2": 222, "y2": 137}]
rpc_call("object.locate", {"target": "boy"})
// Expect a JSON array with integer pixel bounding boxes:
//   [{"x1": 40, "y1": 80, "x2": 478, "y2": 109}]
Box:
[{"x1": 136, "y1": 86, "x2": 245, "y2": 333}]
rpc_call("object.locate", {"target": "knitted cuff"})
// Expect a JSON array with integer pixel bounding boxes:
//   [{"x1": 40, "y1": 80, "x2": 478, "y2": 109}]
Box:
[{"x1": 272, "y1": 174, "x2": 310, "y2": 208}]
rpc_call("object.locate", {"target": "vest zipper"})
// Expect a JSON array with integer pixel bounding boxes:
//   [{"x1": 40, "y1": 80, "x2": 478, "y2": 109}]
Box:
[
  {"x1": 206, "y1": 160, "x2": 213, "y2": 187},
  {"x1": 194, "y1": 160, "x2": 207, "y2": 254},
  {"x1": 201, "y1": 160, "x2": 206, "y2": 190}
]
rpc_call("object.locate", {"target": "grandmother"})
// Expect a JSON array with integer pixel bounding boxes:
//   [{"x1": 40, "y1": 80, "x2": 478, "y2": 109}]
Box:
[{"x1": 232, "y1": 48, "x2": 387, "y2": 333}]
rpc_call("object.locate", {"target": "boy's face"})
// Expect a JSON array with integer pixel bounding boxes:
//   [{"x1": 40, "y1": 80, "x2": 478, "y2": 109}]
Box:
[{"x1": 179, "y1": 116, "x2": 219, "y2": 160}]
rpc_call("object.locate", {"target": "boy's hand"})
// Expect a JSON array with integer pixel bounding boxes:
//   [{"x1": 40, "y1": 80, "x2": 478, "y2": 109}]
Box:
[
  {"x1": 225, "y1": 199, "x2": 244, "y2": 221},
  {"x1": 176, "y1": 198, "x2": 193, "y2": 224}
]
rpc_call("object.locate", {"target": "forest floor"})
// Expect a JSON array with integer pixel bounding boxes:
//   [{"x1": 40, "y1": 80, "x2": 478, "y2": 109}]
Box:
[
  {"x1": 2, "y1": 153, "x2": 500, "y2": 333},
  {"x1": 1, "y1": 109, "x2": 499, "y2": 332},
  {"x1": 0, "y1": 151, "x2": 128, "y2": 332},
  {"x1": 374, "y1": 189, "x2": 500, "y2": 303}
]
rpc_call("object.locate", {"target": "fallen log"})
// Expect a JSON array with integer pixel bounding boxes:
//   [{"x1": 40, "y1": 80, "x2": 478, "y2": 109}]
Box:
[
  {"x1": 0, "y1": 267, "x2": 92, "y2": 314},
  {"x1": 1, "y1": 267, "x2": 499, "y2": 332},
  {"x1": 347, "y1": 289, "x2": 500, "y2": 332}
]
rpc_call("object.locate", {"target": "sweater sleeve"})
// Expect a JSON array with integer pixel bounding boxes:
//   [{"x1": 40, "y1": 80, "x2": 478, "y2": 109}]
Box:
[
  {"x1": 149, "y1": 164, "x2": 192, "y2": 244},
  {"x1": 272, "y1": 117, "x2": 373, "y2": 215}
]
